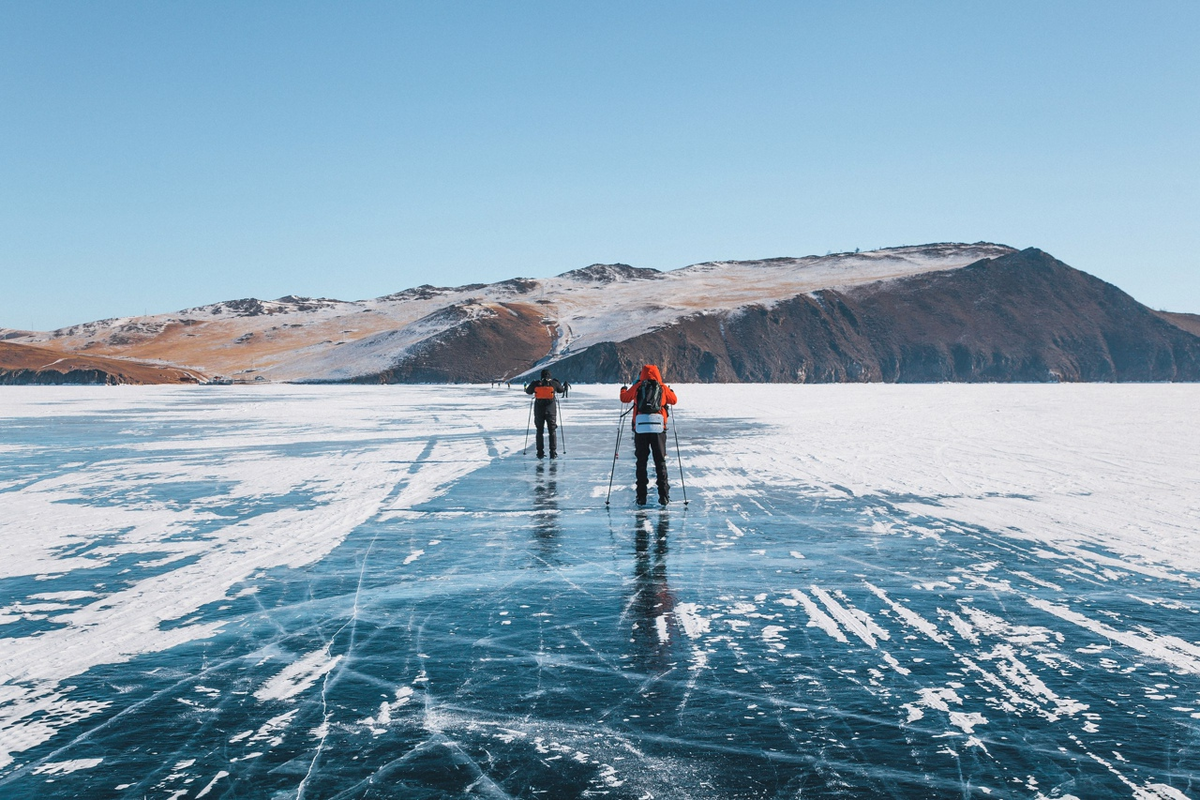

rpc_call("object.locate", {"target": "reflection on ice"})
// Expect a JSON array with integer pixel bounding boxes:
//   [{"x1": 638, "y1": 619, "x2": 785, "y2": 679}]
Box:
[
  {"x1": 628, "y1": 511, "x2": 674, "y2": 671},
  {"x1": 531, "y1": 461, "x2": 561, "y2": 566},
  {"x1": 0, "y1": 385, "x2": 1197, "y2": 799}
]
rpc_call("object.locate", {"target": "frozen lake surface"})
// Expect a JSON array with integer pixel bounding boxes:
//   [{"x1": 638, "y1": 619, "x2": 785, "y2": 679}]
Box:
[{"x1": 0, "y1": 384, "x2": 1197, "y2": 799}]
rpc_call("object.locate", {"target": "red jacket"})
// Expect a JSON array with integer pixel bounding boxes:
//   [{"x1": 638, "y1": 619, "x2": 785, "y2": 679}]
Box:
[{"x1": 620, "y1": 364, "x2": 677, "y2": 426}]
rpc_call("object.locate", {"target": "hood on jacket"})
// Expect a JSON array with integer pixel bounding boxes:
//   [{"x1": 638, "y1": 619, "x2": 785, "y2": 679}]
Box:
[{"x1": 639, "y1": 364, "x2": 665, "y2": 383}]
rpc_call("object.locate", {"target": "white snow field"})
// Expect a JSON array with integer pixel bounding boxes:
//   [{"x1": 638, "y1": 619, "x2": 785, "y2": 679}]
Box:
[{"x1": 0, "y1": 384, "x2": 1196, "y2": 799}]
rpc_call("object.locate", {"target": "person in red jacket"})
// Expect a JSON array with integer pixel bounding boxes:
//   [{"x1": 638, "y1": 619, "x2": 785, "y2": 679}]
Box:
[{"x1": 619, "y1": 364, "x2": 678, "y2": 505}]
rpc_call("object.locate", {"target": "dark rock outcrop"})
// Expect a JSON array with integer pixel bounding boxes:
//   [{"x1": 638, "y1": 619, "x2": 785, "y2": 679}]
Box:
[
  {"x1": 557, "y1": 264, "x2": 664, "y2": 283},
  {"x1": 544, "y1": 249, "x2": 1200, "y2": 383},
  {"x1": 380, "y1": 284, "x2": 486, "y2": 303},
  {"x1": 354, "y1": 303, "x2": 552, "y2": 383},
  {"x1": 1, "y1": 368, "x2": 132, "y2": 385}
]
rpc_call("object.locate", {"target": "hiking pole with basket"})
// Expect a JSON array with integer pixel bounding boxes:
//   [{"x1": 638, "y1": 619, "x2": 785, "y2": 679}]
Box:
[
  {"x1": 522, "y1": 395, "x2": 534, "y2": 455},
  {"x1": 556, "y1": 391, "x2": 567, "y2": 456},
  {"x1": 605, "y1": 405, "x2": 634, "y2": 505},
  {"x1": 671, "y1": 408, "x2": 689, "y2": 506}
]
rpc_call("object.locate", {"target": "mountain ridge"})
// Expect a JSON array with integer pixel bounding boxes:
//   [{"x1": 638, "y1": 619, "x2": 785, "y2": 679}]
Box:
[{"x1": 4, "y1": 243, "x2": 1198, "y2": 384}]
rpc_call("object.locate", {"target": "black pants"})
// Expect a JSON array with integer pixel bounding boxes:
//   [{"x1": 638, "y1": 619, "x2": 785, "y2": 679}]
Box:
[
  {"x1": 634, "y1": 431, "x2": 669, "y2": 503},
  {"x1": 534, "y1": 400, "x2": 557, "y2": 457}
]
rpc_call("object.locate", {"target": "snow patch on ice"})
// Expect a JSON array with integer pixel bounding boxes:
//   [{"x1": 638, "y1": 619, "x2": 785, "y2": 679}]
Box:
[
  {"x1": 809, "y1": 586, "x2": 888, "y2": 648},
  {"x1": 255, "y1": 649, "x2": 343, "y2": 702},
  {"x1": 195, "y1": 770, "x2": 230, "y2": 798},
  {"x1": 788, "y1": 589, "x2": 847, "y2": 643},
  {"x1": 30, "y1": 758, "x2": 103, "y2": 774},
  {"x1": 1028, "y1": 598, "x2": 1200, "y2": 675},
  {"x1": 866, "y1": 582, "x2": 949, "y2": 645},
  {"x1": 674, "y1": 603, "x2": 710, "y2": 639}
]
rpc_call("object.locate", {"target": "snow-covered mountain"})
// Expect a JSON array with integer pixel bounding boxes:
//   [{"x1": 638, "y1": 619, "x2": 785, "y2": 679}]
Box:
[{"x1": 4, "y1": 243, "x2": 1200, "y2": 384}]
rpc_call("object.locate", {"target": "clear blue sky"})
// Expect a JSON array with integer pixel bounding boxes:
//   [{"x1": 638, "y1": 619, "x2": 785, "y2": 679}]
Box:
[{"x1": 2, "y1": 1, "x2": 1197, "y2": 331}]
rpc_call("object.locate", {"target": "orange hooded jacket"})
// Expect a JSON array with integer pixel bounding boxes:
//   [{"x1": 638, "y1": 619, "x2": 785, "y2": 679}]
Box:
[{"x1": 619, "y1": 364, "x2": 677, "y2": 427}]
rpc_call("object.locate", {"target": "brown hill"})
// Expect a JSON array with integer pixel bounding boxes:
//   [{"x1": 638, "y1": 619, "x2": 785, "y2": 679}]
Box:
[
  {"x1": 1155, "y1": 310, "x2": 1200, "y2": 338},
  {"x1": 0, "y1": 341, "x2": 205, "y2": 385}
]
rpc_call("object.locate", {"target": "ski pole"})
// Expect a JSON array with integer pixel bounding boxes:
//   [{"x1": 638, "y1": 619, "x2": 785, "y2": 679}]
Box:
[
  {"x1": 522, "y1": 395, "x2": 534, "y2": 455},
  {"x1": 605, "y1": 406, "x2": 633, "y2": 505},
  {"x1": 557, "y1": 398, "x2": 566, "y2": 455},
  {"x1": 671, "y1": 409, "x2": 689, "y2": 506}
]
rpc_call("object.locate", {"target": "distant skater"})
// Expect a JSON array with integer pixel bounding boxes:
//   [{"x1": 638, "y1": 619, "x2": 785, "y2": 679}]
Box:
[
  {"x1": 619, "y1": 364, "x2": 678, "y2": 505},
  {"x1": 525, "y1": 369, "x2": 566, "y2": 459}
]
